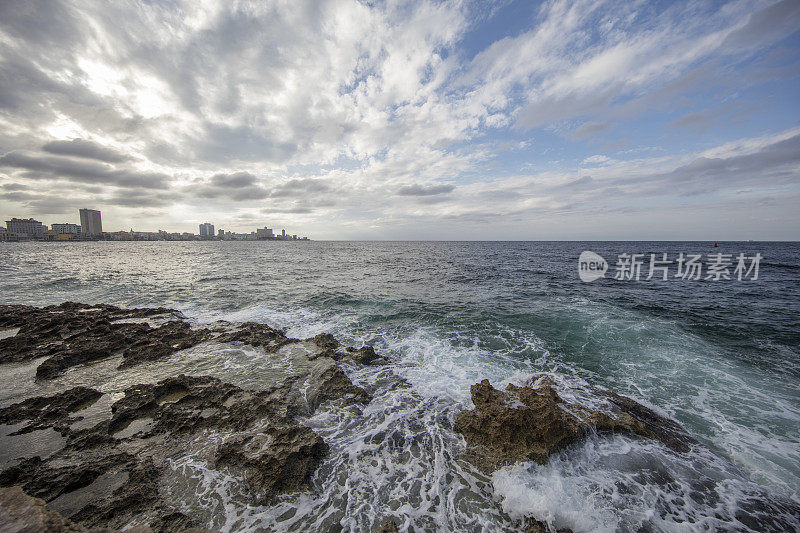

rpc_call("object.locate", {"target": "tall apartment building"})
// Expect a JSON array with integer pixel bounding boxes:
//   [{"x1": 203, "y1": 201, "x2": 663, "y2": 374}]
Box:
[
  {"x1": 79, "y1": 209, "x2": 102, "y2": 237},
  {"x1": 256, "y1": 227, "x2": 274, "y2": 240},
  {"x1": 199, "y1": 223, "x2": 215, "y2": 238}
]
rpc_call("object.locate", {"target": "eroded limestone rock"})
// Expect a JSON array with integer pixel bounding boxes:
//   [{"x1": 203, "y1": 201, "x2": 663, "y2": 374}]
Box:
[
  {"x1": 454, "y1": 375, "x2": 696, "y2": 470},
  {"x1": 215, "y1": 426, "x2": 328, "y2": 503},
  {"x1": 0, "y1": 486, "x2": 84, "y2": 532}
]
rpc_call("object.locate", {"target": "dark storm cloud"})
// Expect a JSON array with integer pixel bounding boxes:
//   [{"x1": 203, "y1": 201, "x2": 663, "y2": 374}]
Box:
[
  {"x1": 42, "y1": 139, "x2": 130, "y2": 163},
  {"x1": 0, "y1": 151, "x2": 170, "y2": 189},
  {"x1": 397, "y1": 184, "x2": 455, "y2": 196}
]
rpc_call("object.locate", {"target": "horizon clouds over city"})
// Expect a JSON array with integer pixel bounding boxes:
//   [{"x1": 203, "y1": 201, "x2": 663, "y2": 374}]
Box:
[{"x1": 0, "y1": 0, "x2": 799, "y2": 239}]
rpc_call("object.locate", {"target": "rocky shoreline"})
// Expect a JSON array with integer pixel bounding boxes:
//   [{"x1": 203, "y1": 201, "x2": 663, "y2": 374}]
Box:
[{"x1": 0, "y1": 303, "x2": 790, "y2": 532}]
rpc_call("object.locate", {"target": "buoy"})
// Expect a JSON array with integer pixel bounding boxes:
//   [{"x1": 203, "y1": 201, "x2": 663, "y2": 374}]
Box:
[{"x1": 714, "y1": 242, "x2": 718, "y2": 247}]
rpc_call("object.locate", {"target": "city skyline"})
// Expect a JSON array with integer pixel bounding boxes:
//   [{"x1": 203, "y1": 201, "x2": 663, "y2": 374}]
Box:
[
  {"x1": 0, "y1": 1, "x2": 798, "y2": 240},
  {"x1": 2, "y1": 207, "x2": 308, "y2": 241}
]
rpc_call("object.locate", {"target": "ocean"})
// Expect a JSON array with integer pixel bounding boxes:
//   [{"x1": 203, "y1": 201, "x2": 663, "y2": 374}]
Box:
[{"x1": 1, "y1": 240, "x2": 798, "y2": 532}]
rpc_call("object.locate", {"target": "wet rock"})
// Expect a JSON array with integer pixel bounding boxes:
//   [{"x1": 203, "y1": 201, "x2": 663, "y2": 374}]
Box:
[
  {"x1": 525, "y1": 517, "x2": 573, "y2": 533},
  {"x1": 0, "y1": 303, "x2": 203, "y2": 378},
  {"x1": 312, "y1": 332, "x2": 339, "y2": 351},
  {"x1": 0, "y1": 386, "x2": 102, "y2": 434},
  {"x1": 0, "y1": 368, "x2": 365, "y2": 525},
  {"x1": 215, "y1": 425, "x2": 328, "y2": 503},
  {"x1": 0, "y1": 303, "x2": 384, "y2": 531},
  {"x1": 69, "y1": 458, "x2": 185, "y2": 532},
  {"x1": 108, "y1": 374, "x2": 306, "y2": 435},
  {"x1": 34, "y1": 321, "x2": 208, "y2": 379},
  {"x1": 214, "y1": 321, "x2": 287, "y2": 349},
  {"x1": 119, "y1": 321, "x2": 208, "y2": 369},
  {"x1": 304, "y1": 362, "x2": 371, "y2": 412},
  {"x1": 0, "y1": 486, "x2": 84, "y2": 532},
  {"x1": 0, "y1": 454, "x2": 132, "y2": 502},
  {"x1": 339, "y1": 345, "x2": 379, "y2": 365},
  {"x1": 454, "y1": 375, "x2": 696, "y2": 469},
  {"x1": 601, "y1": 389, "x2": 696, "y2": 453},
  {"x1": 376, "y1": 518, "x2": 399, "y2": 533}
]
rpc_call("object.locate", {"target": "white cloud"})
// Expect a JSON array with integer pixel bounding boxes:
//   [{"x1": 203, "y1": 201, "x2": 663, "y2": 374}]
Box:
[{"x1": 0, "y1": 0, "x2": 798, "y2": 238}]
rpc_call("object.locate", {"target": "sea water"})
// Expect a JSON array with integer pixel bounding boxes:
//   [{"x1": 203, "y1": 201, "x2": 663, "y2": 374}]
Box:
[{"x1": 0, "y1": 240, "x2": 798, "y2": 531}]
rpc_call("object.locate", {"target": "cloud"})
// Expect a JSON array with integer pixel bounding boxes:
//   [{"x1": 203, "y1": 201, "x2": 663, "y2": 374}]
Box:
[
  {"x1": 582, "y1": 155, "x2": 610, "y2": 165},
  {"x1": 569, "y1": 122, "x2": 609, "y2": 141},
  {"x1": 269, "y1": 178, "x2": 331, "y2": 198},
  {"x1": 42, "y1": 139, "x2": 130, "y2": 163},
  {"x1": 397, "y1": 184, "x2": 455, "y2": 196},
  {"x1": 669, "y1": 110, "x2": 715, "y2": 133},
  {"x1": 721, "y1": 0, "x2": 800, "y2": 50},
  {"x1": 0, "y1": 151, "x2": 171, "y2": 189},
  {"x1": 193, "y1": 172, "x2": 269, "y2": 201},
  {"x1": 1, "y1": 182, "x2": 28, "y2": 191},
  {"x1": 104, "y1": 190, "x2": 179, "y2": 208},
  {"x1": 0, "y1": 0, "x2": 797, "y2": 237}
]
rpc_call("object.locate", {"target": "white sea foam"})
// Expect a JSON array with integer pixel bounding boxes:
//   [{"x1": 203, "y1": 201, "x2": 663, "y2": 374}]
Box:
[
  {"x1": 167, "y1": 301, "x2": 800, "y2": 531},
  {"x1": 493, "y1": 434, "x2": 800, "y2": 532}
]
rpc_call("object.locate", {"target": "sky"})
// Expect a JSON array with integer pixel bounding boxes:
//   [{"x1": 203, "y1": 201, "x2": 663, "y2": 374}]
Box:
[{"x1": 0, "y1": 0, "x2": 798, "y2": 240}]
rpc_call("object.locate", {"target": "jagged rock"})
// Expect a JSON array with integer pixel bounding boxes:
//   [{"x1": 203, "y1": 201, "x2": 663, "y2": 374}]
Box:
[
  {"x1": 214, "y1": 322, "x2": 287, "y2": 349},
  {"x1": 601, "y1": 389, "x2": 695, "y2": 453},
  {"x1": 0, "y1": 369, "x2": 363, "y2": 526},
  {"x1": 0, "y1": 486, "x2": 84, "y2": 532},
  {"x1": 0, "y1": 303, "x2": 383, "y2": 531},
  {"x1": 339, "y1": 345, "x2": 379, "y2": 365},
  {"x1": 454, "y1": 375, "x2": 696, "y2": 469},
  {"x1": 0, "y1": 386, "x2": 102, "y2": 434},
  {"x1": 312, "y1": 333, "x2": 339, "y2": 351},
  {"x1": 0, "y1": 302, "x2": 205, "y2": 378},
  {"x1": 376, "y1": 518, "x2": 399, "y2": 533},
  {"x1": 525, "y1": 517, "x2": 573, "y2": 533},
  {"x1": 119, "y1": 321, "x2": 208, "y2": 369},
  {"x1": 304, "y1": 362, "x2": 371, "y2": 411},
  {"x1": 0, "y1": 454, "x2": 132, "y2": 502},
  {"x1": 215, "y1": 426, "x2": 328, "y2": 503},
  {"x1": 108, "y1": 374, "x2": 305, "y2": 435},
  {"x1": 0, "y1": 486, "x2": 218, "y2": 533}
]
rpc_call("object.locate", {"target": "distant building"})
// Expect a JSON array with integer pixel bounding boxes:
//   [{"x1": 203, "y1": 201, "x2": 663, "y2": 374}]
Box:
[
  {"x1": 218, "y1": 229, "x2": 225, "y2": 238},
  {"x1": 79, "y1": 209, "x2": 102, "y2": 237},
  {"x1": 199, "y1": 223, "x2": 214, "y2": 238},
  {"x1": 256, "y1": 227, "x2": 274, "y2": 240},
  {"x1": 52, "y1": 223, "x2": 82, "y2": 236},
  {"x1": 6, "y1": 218, "x2": 44, "y2": 240},
  {"x1": 281, "y1": 229, "x2": 286, "y2": 239}
]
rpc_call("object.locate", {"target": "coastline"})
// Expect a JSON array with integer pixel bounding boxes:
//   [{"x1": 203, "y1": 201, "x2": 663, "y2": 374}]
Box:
[{"x1": 2, "y1": 302, "x2": 798, "y2": 531}]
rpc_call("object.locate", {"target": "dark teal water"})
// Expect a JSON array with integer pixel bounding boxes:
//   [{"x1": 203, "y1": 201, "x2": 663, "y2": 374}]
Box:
[{"x1": 1, "y1": 241, "x2": 798, "y2": 531}]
